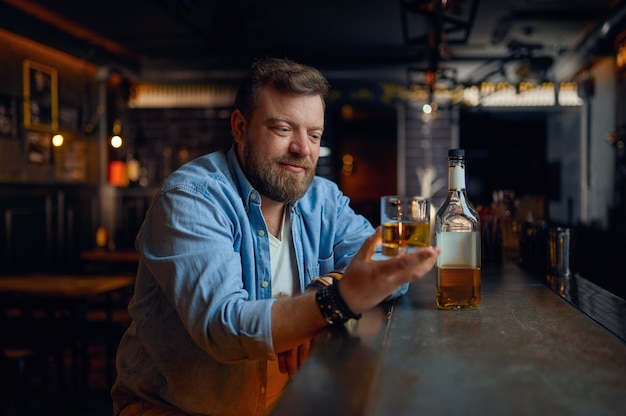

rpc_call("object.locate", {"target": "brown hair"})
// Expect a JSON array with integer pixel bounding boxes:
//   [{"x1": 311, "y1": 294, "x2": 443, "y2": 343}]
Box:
[{"x1": 233, "y1": 57, "x2": 330, "y2": 121}]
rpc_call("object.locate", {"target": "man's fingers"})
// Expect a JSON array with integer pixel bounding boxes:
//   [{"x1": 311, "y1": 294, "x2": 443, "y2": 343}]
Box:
[
  {"x1": 352, "y1": 227, "x2": 382, "y2": 262},
  {"x1": 298, "y1": 341, "x2": 311, "y2": 369},
  {"x1": 374, "y1": 246, "x2": 441, "y2": 282},
  {"x1": 278, "y1": 353, "x2": 287, "y2": 374},
  {"x1": 277, "y1": 342, "x2": 311, "y2": 378}
]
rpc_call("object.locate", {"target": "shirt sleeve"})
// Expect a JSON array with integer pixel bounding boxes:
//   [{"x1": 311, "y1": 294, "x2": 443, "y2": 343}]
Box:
[{"x1": 136, "y1": 184, "x2": 276, "y2": 363}]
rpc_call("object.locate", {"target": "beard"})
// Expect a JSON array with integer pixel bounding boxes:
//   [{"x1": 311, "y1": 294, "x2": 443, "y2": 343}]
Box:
[{"x1": 241, "y1": 134, "x2": 316, "y2": 204}]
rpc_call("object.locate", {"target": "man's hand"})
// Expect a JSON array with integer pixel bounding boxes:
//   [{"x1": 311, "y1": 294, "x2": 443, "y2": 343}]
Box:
[
  {"x1": 277, "y1": 340, "x2": 312, "y2": 377},
  {"x1": 339, "y1": 227, "x2": 440, "y2": 315},
  {"x1": 269, "y1": 227, "x2": 439, "y2": 356}
]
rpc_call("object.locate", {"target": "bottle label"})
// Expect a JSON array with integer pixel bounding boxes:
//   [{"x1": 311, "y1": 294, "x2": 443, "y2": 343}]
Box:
[
  {"x1": 437, "y1": 231, "x2": 479, "y2": 267},
  {"x1": 450, "y1": 165, "x2": 465, "y2": 190}
]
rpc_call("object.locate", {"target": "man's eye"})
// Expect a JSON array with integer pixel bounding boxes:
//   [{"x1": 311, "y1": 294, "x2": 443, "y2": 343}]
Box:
[{"x1": 275, "y1": 126, "x2": 290, "y2": 133}]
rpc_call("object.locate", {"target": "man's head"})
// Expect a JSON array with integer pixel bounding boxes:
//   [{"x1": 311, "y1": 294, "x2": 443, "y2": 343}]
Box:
[
  {"x1": 231, "y1": 58, "x2": 330, "y2": 204},
  {"x1": 233, "y1": 57, "x2": 330, "y2": 123}
]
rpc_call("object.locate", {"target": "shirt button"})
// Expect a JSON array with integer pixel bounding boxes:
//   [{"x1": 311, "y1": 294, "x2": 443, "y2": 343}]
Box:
[
  {"x1": 250, "y1": 193, "x2": 257, "y2": 200},
  {"x1": 258, "y1": 230, "x2": 265, "y2": 237},
  {"x1": 261, "y1": 281, "x2": 269, "y2": 288}
]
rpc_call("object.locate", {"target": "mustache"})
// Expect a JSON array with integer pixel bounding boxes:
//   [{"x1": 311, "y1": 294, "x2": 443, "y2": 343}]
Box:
[{"x1": 275, "y1": 157, "x2": 314, "y2": 170}]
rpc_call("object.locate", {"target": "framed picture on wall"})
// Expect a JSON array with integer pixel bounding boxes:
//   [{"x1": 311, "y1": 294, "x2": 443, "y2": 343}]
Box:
[
  {"x1": 0, "y1": 94, "x2": 18, "y2": 139},
  {"x1": 25, "y1": 130, "x2": 51, "y2": 164},
  {"x1": 23, "y1": 60, "x2": 59, "y2": 131}
]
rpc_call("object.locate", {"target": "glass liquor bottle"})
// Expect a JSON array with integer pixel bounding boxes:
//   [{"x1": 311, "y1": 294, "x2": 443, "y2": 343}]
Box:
[{"x1": 435, "y1": 149, "x2": 481, "y2": 310}]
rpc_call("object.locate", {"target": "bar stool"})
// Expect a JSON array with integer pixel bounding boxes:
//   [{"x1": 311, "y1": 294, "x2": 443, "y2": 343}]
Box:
[{"x1": 0, "y1": 346, "x2": 37, "y2": 415}]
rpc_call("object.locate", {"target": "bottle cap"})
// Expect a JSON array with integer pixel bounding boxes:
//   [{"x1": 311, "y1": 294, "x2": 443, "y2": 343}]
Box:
[{"x1": 448, "y1": 149, "x2": 465, "y2": 159}]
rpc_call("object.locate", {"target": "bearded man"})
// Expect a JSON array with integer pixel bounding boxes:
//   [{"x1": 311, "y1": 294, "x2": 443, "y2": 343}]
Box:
[{"x1": 112, "y1": 57, "x2": 439, "y2": 416}]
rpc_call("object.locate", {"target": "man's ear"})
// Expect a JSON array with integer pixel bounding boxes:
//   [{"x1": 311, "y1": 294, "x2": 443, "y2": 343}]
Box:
[{"x1": 231, "y1": 109, "x2": 246, "y2": 144}]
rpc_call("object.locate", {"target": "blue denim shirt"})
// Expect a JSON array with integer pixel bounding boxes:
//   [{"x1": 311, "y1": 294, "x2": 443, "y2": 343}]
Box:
[{"x1": 112, "y1": 146, "x2": 381, "y2": 415}]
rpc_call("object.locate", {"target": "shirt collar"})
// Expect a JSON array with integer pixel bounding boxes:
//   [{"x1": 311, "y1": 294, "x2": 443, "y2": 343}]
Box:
[{"x1": 227, "y1": 145, "x2": 262, "y2": 211}]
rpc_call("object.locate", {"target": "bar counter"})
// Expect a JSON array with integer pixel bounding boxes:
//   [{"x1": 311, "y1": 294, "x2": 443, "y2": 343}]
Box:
[{"x1": 271, "y1": 261, "x2": 626, "y2": 415}]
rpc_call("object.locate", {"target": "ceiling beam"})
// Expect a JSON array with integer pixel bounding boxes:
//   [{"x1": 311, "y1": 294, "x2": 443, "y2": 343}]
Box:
[{"x1": 0, "y1": 1, "x2": 141, "y2": 74}]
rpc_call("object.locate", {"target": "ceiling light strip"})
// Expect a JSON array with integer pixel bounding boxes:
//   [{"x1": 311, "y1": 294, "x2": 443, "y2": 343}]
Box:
[
  {"x1": 128, "y1": 84, "x2": 237, "y2": 109},
  {"x1": 462, "y1": 82, "x2": 582, "y2": 107}
]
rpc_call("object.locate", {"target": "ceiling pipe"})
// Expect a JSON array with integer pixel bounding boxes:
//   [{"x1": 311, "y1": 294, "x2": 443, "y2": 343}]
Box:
[{"x1": 551, "y1": 2, "x2": 626, "y2": 81}]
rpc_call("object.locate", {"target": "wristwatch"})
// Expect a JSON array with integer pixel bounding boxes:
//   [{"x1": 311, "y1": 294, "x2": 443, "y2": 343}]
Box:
[
  {"x1": 315, "y1": 282, "x2": 362, "y2": 326},
  {"x1": 305, "y1": 269, "x2": 344, "y2": 291}
]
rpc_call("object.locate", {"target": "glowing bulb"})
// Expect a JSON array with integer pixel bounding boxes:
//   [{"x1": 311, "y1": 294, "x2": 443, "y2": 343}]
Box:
[
  {"x1": 110, "y1": 135, "x2": 123, "y2": 148},
  {"x1": 423, "y1": 104, "x2": 432, "y2": 114},
  {"x1": 52, "y1": 134, "x2": 64, "y2": 147}
]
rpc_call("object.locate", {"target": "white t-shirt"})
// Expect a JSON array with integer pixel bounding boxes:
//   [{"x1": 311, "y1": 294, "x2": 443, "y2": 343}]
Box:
[
  {"x1": 266, "y1": 208, "x2": 299, "y2": 409},
  {"x1": 268, "y1": 209, "x2": 298, "y2": 298}
]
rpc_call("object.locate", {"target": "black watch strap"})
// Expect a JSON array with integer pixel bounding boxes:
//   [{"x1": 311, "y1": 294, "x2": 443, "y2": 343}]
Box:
[
  {"x1": 315, "y1": 282, "x2": 362, "y2": 326},
  {"x1": 305, "y1": 269, "x2": 344, "y2": 291}
]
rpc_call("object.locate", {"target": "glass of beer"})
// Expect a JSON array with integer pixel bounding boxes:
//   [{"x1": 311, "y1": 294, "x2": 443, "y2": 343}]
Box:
[{"x1": 380, "y1": 195, "x2": 431, "y2": 257}]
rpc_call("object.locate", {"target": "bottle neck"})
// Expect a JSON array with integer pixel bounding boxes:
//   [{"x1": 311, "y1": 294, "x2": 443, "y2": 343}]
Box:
[{"x1": 448, "y1": 160, "x2": 466, "y2": 191}]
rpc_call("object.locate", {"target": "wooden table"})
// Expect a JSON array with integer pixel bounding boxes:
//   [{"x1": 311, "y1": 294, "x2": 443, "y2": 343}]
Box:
[
  {"x1": 271, "y1": 261, "x2": 626, "y2": 416},
  {"x1": 0, "y1": 274, "x2": 135, "y2": 393},
  {"x1": 0, "y1": 274, "x2": 135, "y2": 296},
  {"x1": 80, "y1": 249, "x2": 140, "y2": 274},
  {"x1": 80, "y1": 249, "x2": 140, "y2": 264}
]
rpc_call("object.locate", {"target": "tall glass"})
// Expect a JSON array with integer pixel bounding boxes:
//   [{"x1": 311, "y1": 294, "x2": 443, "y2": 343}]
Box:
[{"x1": 380, "y1": 195, "x2": 431, "y2": 257}]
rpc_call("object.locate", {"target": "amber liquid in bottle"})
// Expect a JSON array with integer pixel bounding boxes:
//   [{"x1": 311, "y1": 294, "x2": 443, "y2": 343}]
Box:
[
  {"x1": 435, "y1": 149, "x2": 481, "y2": 310},
  {"x1": 437, "y1": 268, "x2": 481, "y2": 309}
]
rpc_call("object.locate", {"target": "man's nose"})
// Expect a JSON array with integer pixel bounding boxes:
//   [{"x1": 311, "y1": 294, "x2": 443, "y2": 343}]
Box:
[{"x1": 289, "y1": 130, "x2": 311, "y2": 156}]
